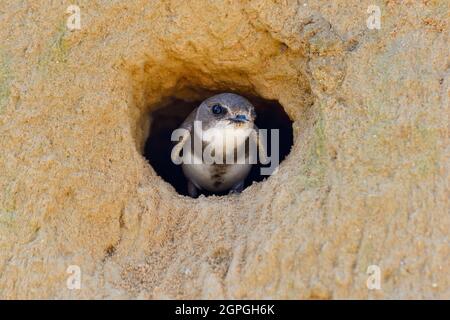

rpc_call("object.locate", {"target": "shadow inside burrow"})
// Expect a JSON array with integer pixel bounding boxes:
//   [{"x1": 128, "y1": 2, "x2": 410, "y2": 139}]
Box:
[{"x1": 143, "y1": 93, "x2": 293, "y2": 197}]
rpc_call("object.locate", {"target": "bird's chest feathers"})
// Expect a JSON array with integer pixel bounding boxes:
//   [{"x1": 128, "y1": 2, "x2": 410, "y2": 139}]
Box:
[
  {"x1": 201, "y1": 125, "x2": 251, "y2": 159},
  {"x1": 182, "y1": 126, "x2": 252, "y2": 191}
]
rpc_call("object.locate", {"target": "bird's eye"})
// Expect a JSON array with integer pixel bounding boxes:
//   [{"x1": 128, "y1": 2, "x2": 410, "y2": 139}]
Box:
[{"x1": 211, "y1": 104, "x2": 224, "y2": 115}]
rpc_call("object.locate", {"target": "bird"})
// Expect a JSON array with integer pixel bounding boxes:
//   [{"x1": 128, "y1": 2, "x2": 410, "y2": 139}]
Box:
[{"x1": 171, "y1": 93, "x2": 267, "y2": 198}]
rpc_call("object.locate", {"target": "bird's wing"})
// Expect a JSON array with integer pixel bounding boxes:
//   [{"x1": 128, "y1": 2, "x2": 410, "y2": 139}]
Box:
[{"x1": 171, "y1": 107, "x2": 198, "y2": 164}]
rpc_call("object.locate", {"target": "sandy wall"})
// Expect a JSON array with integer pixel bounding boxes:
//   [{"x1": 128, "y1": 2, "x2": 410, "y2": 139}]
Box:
[{"x1": 0, "y1": 0, "x2": 448, "y2": 299}]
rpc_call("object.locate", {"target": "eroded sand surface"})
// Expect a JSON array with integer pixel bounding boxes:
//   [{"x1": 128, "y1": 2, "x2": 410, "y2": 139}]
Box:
[{"x1": 0, "y1": 1, "x2": 448, "y2": 298}]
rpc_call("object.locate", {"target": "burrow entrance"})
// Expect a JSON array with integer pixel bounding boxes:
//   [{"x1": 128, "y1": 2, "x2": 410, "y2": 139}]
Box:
[{"x1": 143, "y1": 92, "x2": 293, "y2": 197}]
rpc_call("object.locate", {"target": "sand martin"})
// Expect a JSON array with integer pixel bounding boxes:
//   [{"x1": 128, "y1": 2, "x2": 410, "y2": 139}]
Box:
[{"x1": 171, "y1": 93, "x2": 267, "y2": 197}]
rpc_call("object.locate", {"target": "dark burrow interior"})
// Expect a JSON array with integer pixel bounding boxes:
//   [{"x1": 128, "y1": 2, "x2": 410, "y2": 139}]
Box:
[{"x1": 144, "y1": 93, "x2": 293, "y2": 197}]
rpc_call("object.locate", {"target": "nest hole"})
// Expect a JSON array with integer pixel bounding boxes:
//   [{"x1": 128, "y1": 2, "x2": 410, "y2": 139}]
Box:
[{"x1": 143, "y1": 92, "x2": 293, "y2": 197}]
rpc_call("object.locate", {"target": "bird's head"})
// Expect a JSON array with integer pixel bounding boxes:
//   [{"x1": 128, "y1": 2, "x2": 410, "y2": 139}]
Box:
[{"x1": 196, "y1": 93, "x2": 256, "y2": 131}]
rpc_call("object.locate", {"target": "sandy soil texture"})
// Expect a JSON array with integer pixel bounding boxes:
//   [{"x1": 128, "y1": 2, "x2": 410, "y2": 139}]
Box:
[{"x1": 0, "y1": 0, "x2": 448, "y2": 299}]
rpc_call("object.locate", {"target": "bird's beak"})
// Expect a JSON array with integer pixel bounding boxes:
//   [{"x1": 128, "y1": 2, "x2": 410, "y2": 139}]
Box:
[{"x1": 229, "y1": 114, "x2": 249, "y2": 123}]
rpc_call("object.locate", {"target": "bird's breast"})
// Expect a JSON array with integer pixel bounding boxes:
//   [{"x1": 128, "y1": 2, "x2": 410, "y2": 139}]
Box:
[{"x1": 181, "y1": 132, "x2": 252, "y2": 192}]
